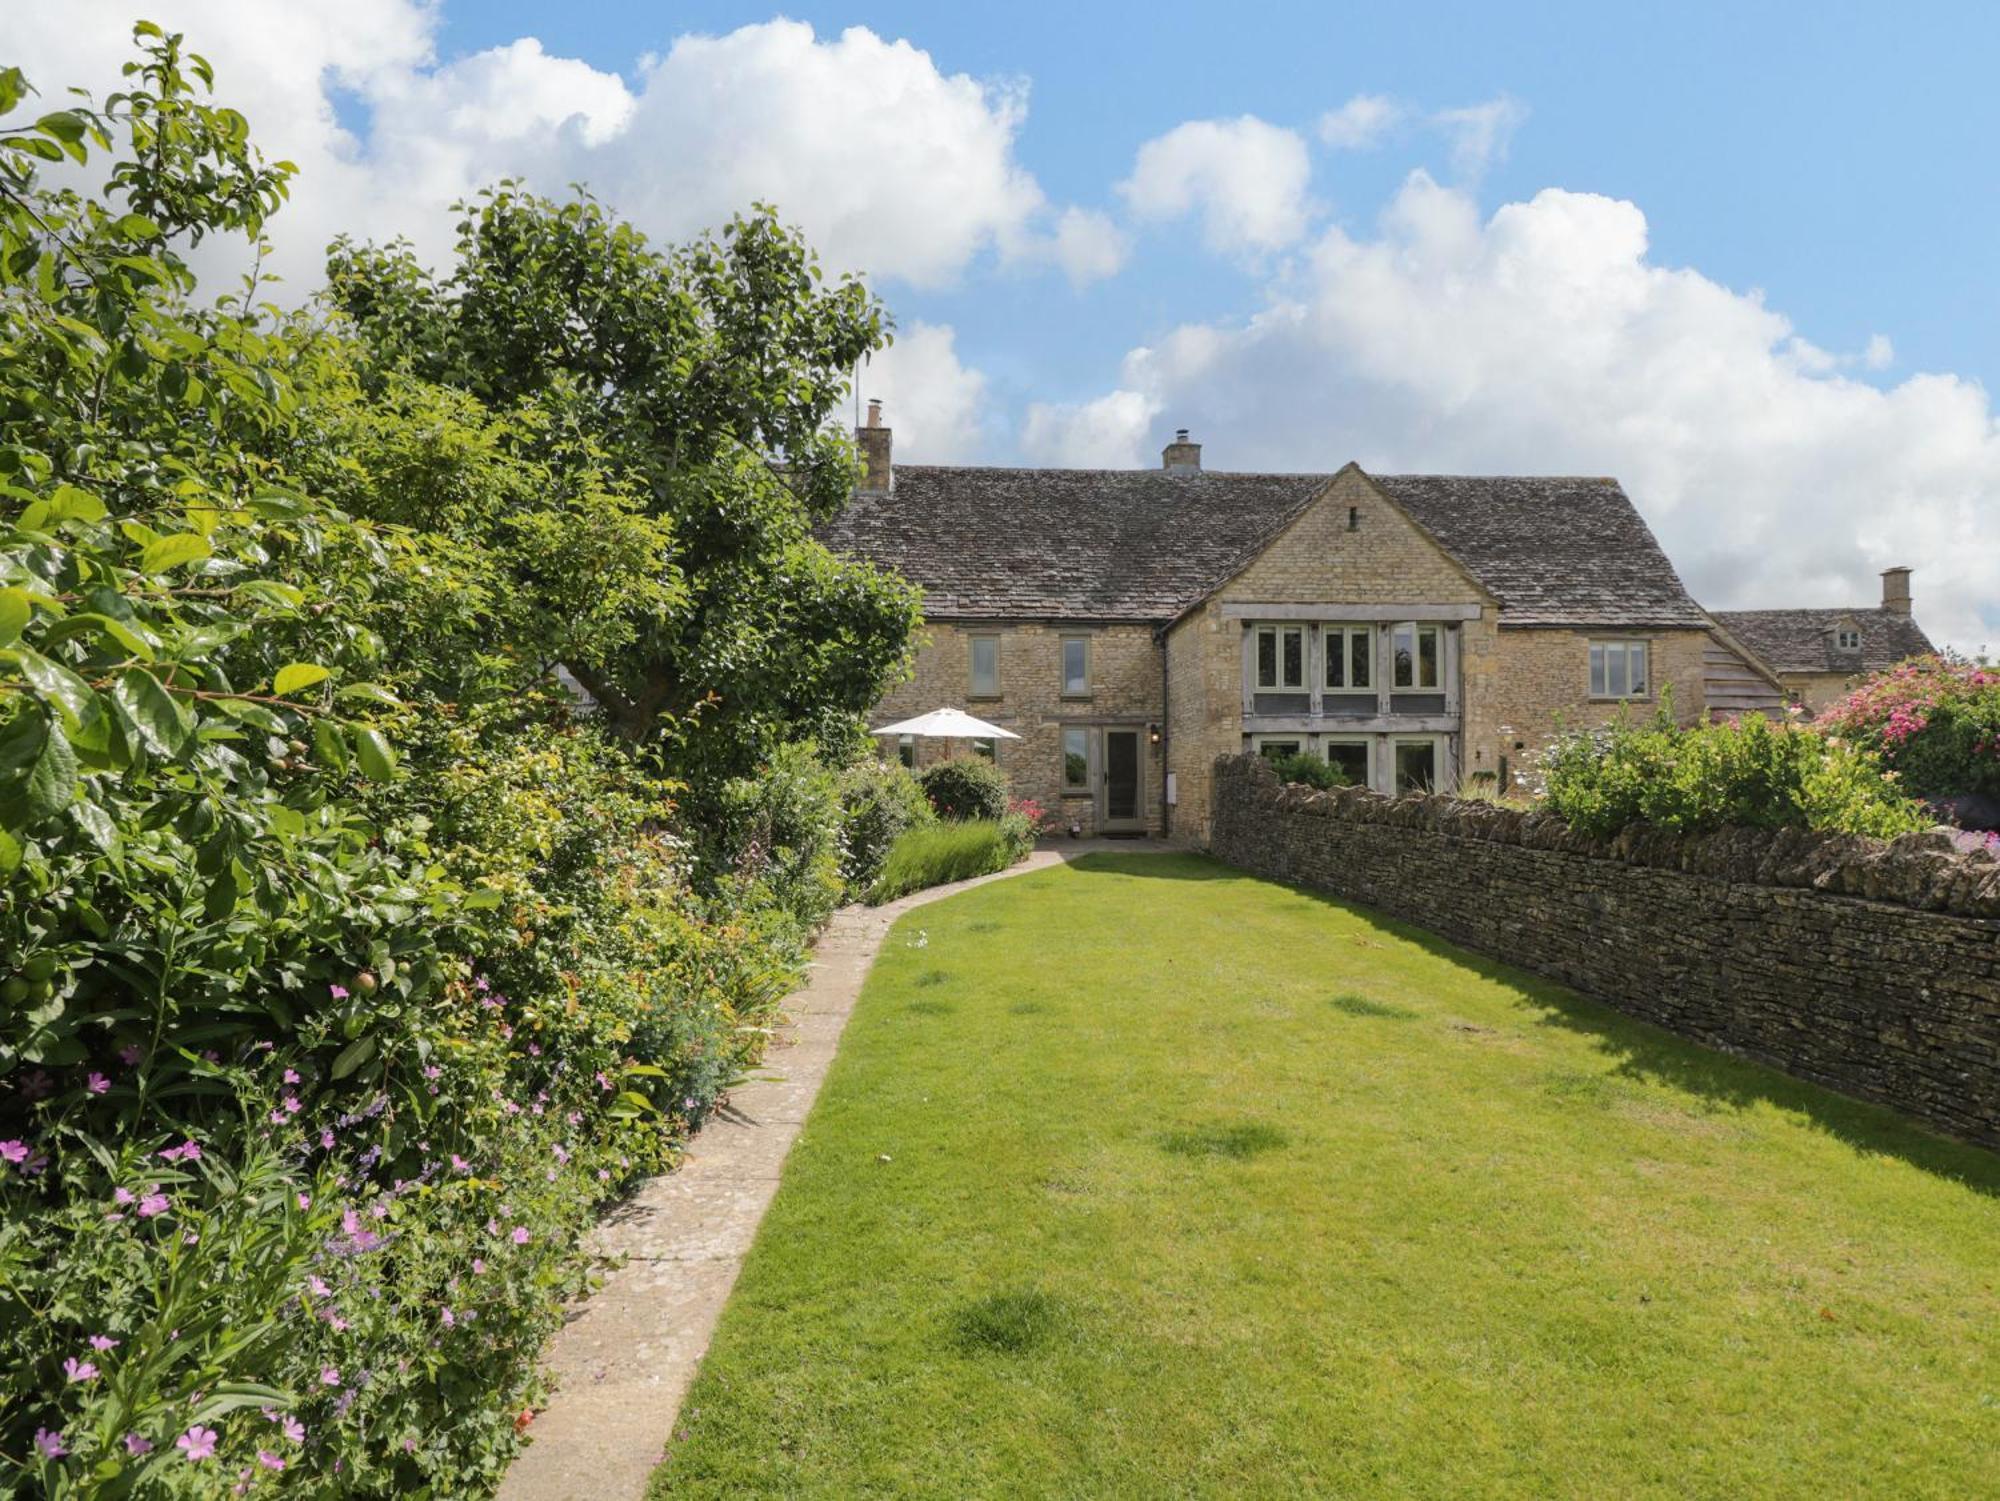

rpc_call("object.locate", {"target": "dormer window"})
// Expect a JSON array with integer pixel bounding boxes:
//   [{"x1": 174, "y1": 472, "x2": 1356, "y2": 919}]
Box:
[{"x1": 1835, "y1": 627, "x2": 1862, "y2": 652}]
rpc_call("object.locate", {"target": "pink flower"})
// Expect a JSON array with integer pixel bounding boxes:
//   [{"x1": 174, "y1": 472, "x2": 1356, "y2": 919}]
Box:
[
  {"x1": 297, "y1": 1193, "x2": 311, "y2": 1210},
  {"x1": 320, "y1": 1130, "x2": 336, "y2": 1150},
  {"x1": 510, "y1": 1226, "x2": 530, "y2": 1245},
  {"x1": 283, "y1": 1068, "x2": 301, "y2": 1085},
  {"x1": 177, "y1": 1425, "x2": 218, "y2": 1461},
  {"x1": 113, "y1": 1186, "x2": 135, "y2": 1206},
  {"x1": 158, "y1": 1139, "x2": 201, "y2": 1163},
  {"x1": 89, "y1": 1335, "x2": 118, "y2": 1352},
  {"x1": 86, "y1": 1072, "x2": 110, "y2": 1095},
  {"x1": 283, "y1": 1096, "x2": 301, "y2": 1115},
  {"x1": 441, "y1": 1308, "x2": 456, "y2": 1328},
  {"x1": 471, "y1": 1257, "x2": 486, "y2": 1275},
  {"x1": 451, "y1": 1154, "x2": 471, "y2": 1174},
  {"x1": 329, "y1": 984, "x2": 350, "y2": 999},
  {"x1": 124, "y1": 1433, "x2": 154, "y2": 1456},
  {"x1": 258, "y1": 1449, "x2": 285, "y2": 1471},
  {"x1": 320, "y1": 1367, "x2": 341, "y2": 1387},
  {"x1": 138, "y1": 1191, "x2": 170, "y2": 1218},
  {"x1": 64, "y1": 1357, "x2": 99, "y2": 1383},
  {"x1": 279, "y1": 1415, "x2": 305, "y2": 1444},
  {"x1": 34, "y1": 1428, "x2": 65, "y2": 1459},
  {"x1": 119, "y1": 1044, "x2": 143, "y2": 1066},
  {"x1": 307, "y1": 1275, "x2": 331, "y2": 1297},
  {"x1": 0, "y1": 1140, "x2": 26, "y2": 1165},
  {"x1": 596, "y1": 1072, "x2": 612, "y2": 1092}
]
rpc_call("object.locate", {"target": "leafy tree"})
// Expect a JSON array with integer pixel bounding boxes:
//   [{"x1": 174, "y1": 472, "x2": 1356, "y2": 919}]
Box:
[{"x1": 325, "y1": 187, "x2": 922, "y2": 782}]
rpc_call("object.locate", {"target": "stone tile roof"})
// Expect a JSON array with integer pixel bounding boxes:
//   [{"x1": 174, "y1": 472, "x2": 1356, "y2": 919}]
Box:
[
  {"x1": 820, "y1": 464, "x2": 1709, "y2": 627},
  {"x1": 1708, "y1": 608, "x2": 1936, "y2": 675}
]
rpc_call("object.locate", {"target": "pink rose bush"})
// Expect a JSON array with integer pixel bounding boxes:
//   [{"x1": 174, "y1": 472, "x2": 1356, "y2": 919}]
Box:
[{"x1": 1819, "y1": 654, "x2": 2000, "y2": 815}]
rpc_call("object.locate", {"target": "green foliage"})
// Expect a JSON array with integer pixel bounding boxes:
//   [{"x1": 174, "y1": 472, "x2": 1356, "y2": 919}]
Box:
[
  {"x1": 1267, "y1": 751, "x2": 1347, "y2": 791},
  {"x1": 1539, "y1": 705, "x2": 1930, "y2": 839},
  {"x1": 837, "y1": 758, "x2": 935, "y2": 896},
  {"x1": 1818, "y1": 654, "x2": 2000, "y2": 805},
  {"x1": 869, "y1": 819, "x2": 1024, "y2": 903},
  {"x1": 918, "y1": 757, "x2": 1010, "y2": 822}
]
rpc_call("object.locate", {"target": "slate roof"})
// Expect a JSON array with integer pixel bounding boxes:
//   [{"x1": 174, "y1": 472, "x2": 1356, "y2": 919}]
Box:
[
  {"x1": 819, "y1": 464, "x2": 1709, "y2": 628},
  {"x1": 1708, "y1": 608, "x2": 1935, "y2": 675}
]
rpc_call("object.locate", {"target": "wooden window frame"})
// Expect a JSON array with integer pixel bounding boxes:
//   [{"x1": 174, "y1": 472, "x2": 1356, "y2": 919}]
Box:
[
  {"x1": 968, "y1": 633, "x2": 1002, "y2": 699},
  {"x1": 1060, "y1": 726, "x2": 1091, "y2": 794},
  {"x1": 1391, "y1": 622, "x2": 1442, "y2": 690},
  {"x1": 1323, "y1": 624, "x2": 1374, "y2": 695},
  {"x1": 1060, "y1": 635, "x2": 1092, "y2": 699},
  {"x1": 1253, "y1": 624, "x2": 1307, "y2": 691},
  {"x1": 1587, "y1": 639, "x2": 1651, "y2": 701}
]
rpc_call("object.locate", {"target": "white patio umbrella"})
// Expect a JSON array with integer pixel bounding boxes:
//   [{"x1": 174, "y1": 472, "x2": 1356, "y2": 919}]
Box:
[{"x1": 869, "y1": 707, "x2": 1020, "y2": 741}]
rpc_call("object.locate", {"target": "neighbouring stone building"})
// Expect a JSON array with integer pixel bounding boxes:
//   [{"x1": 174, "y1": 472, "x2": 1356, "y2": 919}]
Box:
[
  {"x1": 822, "y1": 406, "x2": 1935, "y2": 842},
  {"x1": 1712, "y1": 569, "x2": 1937, "y2": 712}
]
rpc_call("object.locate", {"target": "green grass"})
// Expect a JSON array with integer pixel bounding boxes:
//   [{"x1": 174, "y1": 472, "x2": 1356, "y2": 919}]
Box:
[
  {"x1": 868, "y1": 818, "x2": 1016, "y2": 903},
  {"x1": 652, "y1": 854, "x2": 2000, "y2": 1499}
]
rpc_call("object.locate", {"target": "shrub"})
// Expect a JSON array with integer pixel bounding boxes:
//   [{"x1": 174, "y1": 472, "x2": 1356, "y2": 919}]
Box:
[
  {"x1": 1539, "y1": 705, "x2": 1930, "y2": 839},
  {"x1": 1268, "y1": 751, "x2": 1343, "y2": 790},
  {"x1": 838, "y1": 758, "x2": 935, "y2": 896},
  {"x1": 919, "y1": 757, "x2": 1010, "y2": 821},
  {"x1": 869, "y1": 820, "x2": 1022, "y2": 903},
  {"x1": 698, "y1": 742, "x2": 846, "y2": 938},
  {"x1": 1818, "y1": 654, "x2": 2000, "y2": 809}
]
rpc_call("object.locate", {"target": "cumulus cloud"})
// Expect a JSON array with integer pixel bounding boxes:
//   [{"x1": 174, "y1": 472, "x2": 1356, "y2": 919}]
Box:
[
  {"x1": 1318, "y1": 94, "x2": 1401, "y2": 150},
  {"x1": 9, "y1": 6, "x2": 1099, "y2": 299},
  {"x1": 1118, "y1": 116, "x2": 1315, "y2": 256},
  {"x1": 854, "y1": 322, "x2": 991, "y2": 462},
  {"x1": 1035, "y1": 206, "x2": 1130, "y2": 288},
  {"x1": 1433, "y1": 95, "x2": 1527, "y2": 178},
  {"x1": 1030, "y1": 171, "x2": 1999, "y2": 649},
  {"x1": 1021, "y1": 389, "x2": 1161, "y2": 468}
]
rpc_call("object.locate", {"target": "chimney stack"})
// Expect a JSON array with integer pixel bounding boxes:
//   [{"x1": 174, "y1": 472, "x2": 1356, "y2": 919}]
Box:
[
  {"x1": 857, "y1": 398, "x2": 892, "y2": 492},
  {"x1": 1162, "y1": 428, "x2": 1201, "y2": 475},
  {"x1": 1880, "y1": 565, "x2": 1912, "y2": 616}
]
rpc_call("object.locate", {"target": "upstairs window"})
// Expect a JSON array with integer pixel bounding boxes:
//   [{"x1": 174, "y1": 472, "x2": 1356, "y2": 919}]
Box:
[
  {"x1": 1324, "y1": 626, "x2": 1373, "y2": 693},
  {"x1": 1835, "y1": 627, "x2": 1862, "y2": 651},
  {"x1": 1061, "y1": 636, "x2": 1090, "y2": 696},
  {"x1": 969, "y1": 634, "x2": 1000, "y2": 697},
  {"x1": 1254, "y1": 625, "x2": 1306, "y2": 690},
  {"x1": 1392, "y1": 623, "x2": 1441, "y2": 690},
  {"x1": 1588, "y1": 640, "x2": 1650, "y2": 699}
]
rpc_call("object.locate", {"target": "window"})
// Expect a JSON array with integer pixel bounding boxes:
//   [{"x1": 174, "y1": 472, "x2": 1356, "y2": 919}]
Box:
[
  {"x1": 1324, "y1": 626, "x2": 1373, "y2": 693},
  {"x1": 896, "y1": 734, "x2": 915, "y2": 769},
  {"x1": 971, "y1": 737, "x2": 997, "y2": 763},
  {"x1": 969, "y1": 634, "x2": 1000, "y2": 697},
  {"x1": 1062, "y1": 727, "x2": 1090, "y2": 792},
  {"x1": 1393, "y1": 739, "x2": 1438, "y2": 795},
  {"x1": 1252, "y1": 736, "x2": 1304, "y2": 761},
  {"x1": 1254, "y1": 625, "x2": 1305, "y2": 690},
  {"x1": 1588, "y1": 640, "x2": 1650, "y2": 699},
  {"x1": 1323, "y1": 739, "x2": 1370, "y2": 786},
  {"x1": 1061, "y1": 636, "x2": 1090, "y2": 696},
  {"x1": 1836, "y1": 627, "x2": 1862, "y2": 651},
  {"x1": 1392, "y1": 623, "x2": 1441, "y2": 689}
]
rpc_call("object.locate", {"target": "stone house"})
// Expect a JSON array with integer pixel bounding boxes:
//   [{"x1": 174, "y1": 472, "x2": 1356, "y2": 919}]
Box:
[
  {"x1": 1711, "y1": 570, "x2": 1936, "y2": 712},
  {"x1": 822, "y1": 409, "x2": 1925, "y2": 842}
]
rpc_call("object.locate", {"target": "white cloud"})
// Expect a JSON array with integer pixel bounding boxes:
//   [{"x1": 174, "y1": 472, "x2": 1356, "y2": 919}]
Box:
[
  {"x1": 1318, "y1": 94, "x2": 1401, "y2": 150},
  {"x1": 856, "y1": 322, "x2": 990, "y2": 462},
  {"x1": 9, "y1": 8, "x2": 1098, "y2": 295},
  {"x1": 1021, "y1": 389, "x2": 1160, "y2": 468},
  {"x1": 1433, "y1": 95, "x2": 1527, "y2": 178},
  {"x1": 1865, "y1": 334, "x2": 1895, "y2": 370},
  {"x1": 1118, "y1": 116, "x2": 1314, "y2": 256},
  {"x1": 1039, "y1": 206, "x2": 1130, "y2": 288},
  {"x1": 1035, "y1": 170, "x2": 1999, "y2": 650}
]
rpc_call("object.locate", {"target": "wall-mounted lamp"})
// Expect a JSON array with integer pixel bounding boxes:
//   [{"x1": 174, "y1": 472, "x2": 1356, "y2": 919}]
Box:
[{"x1": 1148, "y1": 723, "x2": 1162, "y2": 746}]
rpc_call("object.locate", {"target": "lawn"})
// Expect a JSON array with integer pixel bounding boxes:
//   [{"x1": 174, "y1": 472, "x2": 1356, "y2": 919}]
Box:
[{"x1": 650, "y1": 854, "x2": 2000, "y2": 1499}]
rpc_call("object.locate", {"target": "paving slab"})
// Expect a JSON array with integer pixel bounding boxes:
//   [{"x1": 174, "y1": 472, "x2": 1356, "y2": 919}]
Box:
[{"x1": 496, "y1": 840, "x2": 1174, "y2": 1501}]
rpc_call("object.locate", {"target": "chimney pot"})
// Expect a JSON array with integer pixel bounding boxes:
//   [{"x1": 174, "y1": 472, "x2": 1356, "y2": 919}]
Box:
[
  {"x1": 856, "y1": 401, "x2": 892, "y2": 492},
  {"x1": 1162, "y1": 428, "x2": 1201, "y2": 475},
  {"x1": 1880, "y1": 565, "x2": 1912, "y2": 616}
]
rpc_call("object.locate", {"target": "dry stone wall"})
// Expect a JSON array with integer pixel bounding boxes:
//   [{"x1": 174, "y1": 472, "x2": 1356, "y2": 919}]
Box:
[{"x1": 1209, "y1": 754, "x2": 2000, "y2": 1148}]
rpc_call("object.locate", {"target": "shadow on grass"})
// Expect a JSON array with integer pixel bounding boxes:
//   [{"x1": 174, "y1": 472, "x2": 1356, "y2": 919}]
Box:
[{"x1": 1071, "y1": 853, "x2": 2000, "y2": 1198}]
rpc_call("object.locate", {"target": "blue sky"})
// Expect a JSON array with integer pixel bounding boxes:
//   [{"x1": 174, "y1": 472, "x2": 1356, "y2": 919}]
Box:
[{"x1": 15, "y1": 3, "x2": 1998, "y2": 645}]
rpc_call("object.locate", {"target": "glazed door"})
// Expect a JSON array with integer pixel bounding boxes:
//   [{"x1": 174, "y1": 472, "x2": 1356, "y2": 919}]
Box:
[{"x1": 1100, "y1": 729, "x2": 1144, "y2": 832}]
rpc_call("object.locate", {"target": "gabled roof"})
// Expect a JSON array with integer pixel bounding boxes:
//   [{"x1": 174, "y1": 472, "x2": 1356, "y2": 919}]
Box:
[
  {"x1": 820, "y1": 463, "x2": 1709, "y2": 628},
  {"x1": 1708, "y1": 608, "x2": 1935, "y2": 675}
]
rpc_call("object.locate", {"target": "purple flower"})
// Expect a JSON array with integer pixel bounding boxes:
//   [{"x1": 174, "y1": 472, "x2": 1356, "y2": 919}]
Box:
[
  {"x1": 320, "y1": 1367, "x2": 341, "y2": 1387},
  {"x1": 158, "y1": 1139, "x2": 201, "y2": 1163},
  {"x1": 177, "y1": 1425, "x2": 218, "y2": 1461},
  {"x1": 258, "y1": 1449, "x2": 285, "y2": 1471},
  {"x1": 86, "y1": 1072, "x2": 110, "y2": 1096},
  {"x1": 471, "y1": 1257, "x2": 486, "y2": 1275},
  {"x1": 0, "y1": 1140, "x2": 26, "y2": 1166},
  {"x1": 510, "y1": 1226, "x2": 531, "y2": 1245},
  {"x1": 89, "y1": 1335, "x2": 118, "y2": 1352},
  {"x1": 119, "y1": 1044, "x2": 143, "y2": 1066},
  {"x1": 279, "y1": 1415, "x2": 305, "y2": 1444},
  {"x1": 441, "y1": 1308, "x2": 456, "y2": 1328},
  {"x1": 282, "y1": 1068, "x2": 301, "y2": 1085},
  {"x1": 34, "y1": 1428, "x2": 65, "y2": 1459},
  {"x1": 297, "y1": 1192, "x2": 311, "y2": 1210},
  {"x1": 329, "y1": 984, "x2": 350, "y2": 1000},
  {"x1": 137, "y1": 1191, "x2": 170, "y2": 1218},
  {"x1": 282, "y1": 1096, "x2": 301, "y2": 1115},
  {"x1": 308, "y1": 1275, "x2": 331, "y2": 1297},
  {"x1": 423, "y1": 1065, "x2": 442, "y2": 1080},
  {"x1": 451, "y1": 1154, "x2": 471, "y2": 1174},
  {"x1": 113, "y1": 1186, "x2": 135, "y2": 1206},
  {"x1": 64, "y1": 1357, "x2": 100, "y2": 1383},
  {"x1": 124, "y1": 1433, "x2": 154, "y2": 1456},
  {"x1": 320, "y1": 1130, "x2": 336, "y2": 1150}
]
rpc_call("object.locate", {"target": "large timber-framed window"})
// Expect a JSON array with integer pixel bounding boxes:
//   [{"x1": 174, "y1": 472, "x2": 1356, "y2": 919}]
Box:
[
  {"x1": 1392, "y1": 736, "x2": 1441, "y2": 795},
  {"x1": 1323, "y1": 625, "x2": 1373, "y2": 694},
  {"x1": 1322, "y1": 737, "x2": 1370, "y2": 787},
  {"x1": 968, "y1": 633, "x2": 1001, "y2": 698},
  {"x1": 1253, "y1": 624, "x2": 1306, "y2": 690},
  {"x1": 1391, "y1": 623, "x2": 1441, "y2": 690},
  {"x1": 1588, "y1": 639, "x2": 1650, "y2": 700},
  {"x1": 1061, "y1": 726, "x2": 1090, "y2": 793},
  {"x1": 1251, "y1": 735, "x2": 1306, "y2": 762},
  {"x1": 1061, "y1": 635, "x2": 1091, "y2": 698}
]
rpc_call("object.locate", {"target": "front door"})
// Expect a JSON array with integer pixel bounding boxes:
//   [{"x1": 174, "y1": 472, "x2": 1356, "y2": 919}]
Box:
[{"x1": 1100, "y1": 729, "x2": 1144, "y2": 832}]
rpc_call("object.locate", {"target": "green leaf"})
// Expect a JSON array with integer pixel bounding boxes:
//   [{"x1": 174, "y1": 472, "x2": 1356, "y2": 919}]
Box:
[
  {"x1": 0, "y1": 827, "x2": 20, "y2": 873},
  {"x1": 112, "y1": 669, "x2": 194, "y2": 758},
  {"x1": 137, "y1": 533, "x2": 212, "y2": 574},
  {"x1": 47, "y1": 483, "x2": 105, "y2": 522},
  {"x1": 12, "y1": 647, "x2": 100, "y2": 735},
  {"x1": 25, "y1": 718, "x2": 76, "y2": 823},
  {"x1": 335, "y1": 683, "x2": 403, "y2": 709},
  {"x1": 461, "y1": 888, "x2": 505, "y2": 910},
  {"x1": 312, "y1": 718, "x2": 349, "y2": 774},
  {"x1": 34, "y1": 111, "x2": 86, "y2": 145},
  {"x1": 353, "y1": 726, "x2": 397, "y2": 782},
  {"x1": 202, "y1": 862, "x2": 242, "y2": 921},
  {"x1": 272, "y1": 662, "x2": 330, "y2": 697},
  {"x1": 330, "y1": 1035, "x2": 377, "y2": 1080},
  {"x1": 0, "y1": 589, "x2": 28, "y2": 647},
  {"x1": 70, "y1": 799, "x2": 118, "y2": 853}
]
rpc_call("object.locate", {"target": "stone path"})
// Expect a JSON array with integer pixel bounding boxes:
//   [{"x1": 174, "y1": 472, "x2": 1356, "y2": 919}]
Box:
[{"x1": 496, "y1": 841, "x2": 1174, "y2": 1501}]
